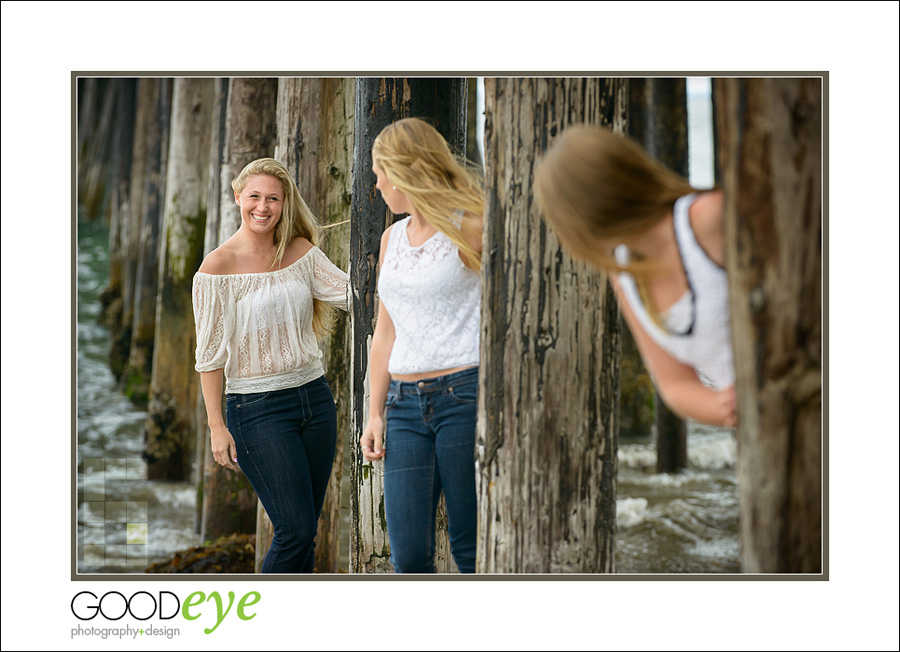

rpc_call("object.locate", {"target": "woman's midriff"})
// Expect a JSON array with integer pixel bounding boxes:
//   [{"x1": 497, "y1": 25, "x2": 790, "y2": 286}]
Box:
[{"x1": 390, "y1": 365, "x2": 477, "y2": 382}]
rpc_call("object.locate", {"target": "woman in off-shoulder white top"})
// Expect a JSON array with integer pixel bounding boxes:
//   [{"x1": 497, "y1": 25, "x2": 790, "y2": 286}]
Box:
[{"x1": 192, "y1": 158, "x2": 349, "y2": 574}]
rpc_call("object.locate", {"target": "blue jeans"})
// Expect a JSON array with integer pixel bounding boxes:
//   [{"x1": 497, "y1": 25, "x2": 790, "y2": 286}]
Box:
[
  {"x1": 383, "y1": 367, "x2": 479, "y2": 573},
  {"x1": 225, "y1": 376, "x2": 337, "y2": 573}
]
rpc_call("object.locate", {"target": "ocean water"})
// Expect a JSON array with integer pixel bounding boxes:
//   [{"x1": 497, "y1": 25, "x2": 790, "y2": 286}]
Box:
[
  {"x1": 616, "y1": 424, "x2": 740, "y2": 573},
  {"x1": 76, "y1": 215, "x2": 197, "y2": 574}
]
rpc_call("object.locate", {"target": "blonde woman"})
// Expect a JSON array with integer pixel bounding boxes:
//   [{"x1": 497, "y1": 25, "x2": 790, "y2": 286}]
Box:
[
  {"x1": 536, "y1": 125, "x2": 736, "y2": 428},
  {"x1": 360, "y1": 118, "x2": 484, "y2": 573},
  {"x1": 192, "y1": 158, "x2": 349, "y2": 573}
]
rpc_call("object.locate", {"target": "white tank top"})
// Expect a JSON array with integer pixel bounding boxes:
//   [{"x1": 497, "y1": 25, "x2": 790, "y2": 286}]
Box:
[
  {"x1": 616, "y1": 194, "x2": 735, "y2": 389},
  {"x1": 377, "y1": 215, "x2": 481, "y2": 375}
]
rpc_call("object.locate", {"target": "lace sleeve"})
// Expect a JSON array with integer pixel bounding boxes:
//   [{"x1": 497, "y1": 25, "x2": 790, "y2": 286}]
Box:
[
  {"x1": 192, "y1": 273, "x2": 233, "y2": 372},
  {"x1": 310, "y1": 247, "x2": 350, "y2": 311}
]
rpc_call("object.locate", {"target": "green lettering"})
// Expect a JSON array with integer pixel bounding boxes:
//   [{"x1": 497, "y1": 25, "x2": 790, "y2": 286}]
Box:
[
  {"x1": 182, "y1": 592, "x2": 204, "y2": 621},
  {"x1": 203, "y1": 591, "x2": 236, "y2": 635},
  {"x1": 237, "y1": 592, "x2": 261, "y2": 621}
]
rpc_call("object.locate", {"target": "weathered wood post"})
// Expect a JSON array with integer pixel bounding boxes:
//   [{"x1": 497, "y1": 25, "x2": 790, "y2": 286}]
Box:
[
  {"x1": 108, "y1": 79, "x2": 153, "y2": 382},
  {"x1": 197, "y1": 78, "x2": 277, "y2": 546},
  {"x1": 350, "y1": 77, "x2": 467, "y2": 573},
  {"x1": 128, "y1": 78, "x2": 172, "y2": 411},
  {"x1": 250, "y1": 77, "x2": 356, "y2": 572},
  {"x1": 79, "y1": 79, "x2": 117, "y2": 220},
  {"x1": 477, "y1": 77, "x2": 623, "y2": 573},
  {"x1": 628, "y1": 78, "x2": 690, "y2": 473},
  {"x1": 98, "y1": 79, "x2": 137, "y2": 334},
  {"x1": 145, "y1": 78, "x2": 215, "y2": 483},
  {"x1": 714, "y1": 77, "x2": 822, "y2": 573},
  {"x1": 77, "y1": 77, "x2": 100, "y2": 200}
]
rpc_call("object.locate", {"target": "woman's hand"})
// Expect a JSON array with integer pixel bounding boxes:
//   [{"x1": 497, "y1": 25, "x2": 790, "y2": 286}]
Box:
[
  {"x1": 360, "y1": 416, "x2": 385, "y2": 461},
  {"x1": 359, "y1": 226, "x2": 395, "y2": 464},
  {"x1": 716, "y1": 385, "x2": 738, "y2": 428},
  {"x1": 210, "y1": 423, "x2": 239, "y2": 471}
]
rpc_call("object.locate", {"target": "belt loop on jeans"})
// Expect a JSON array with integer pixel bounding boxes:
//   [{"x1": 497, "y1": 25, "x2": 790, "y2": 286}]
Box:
[{"x1": 395, "y1": 379, "x2": 403, "y2": 400}]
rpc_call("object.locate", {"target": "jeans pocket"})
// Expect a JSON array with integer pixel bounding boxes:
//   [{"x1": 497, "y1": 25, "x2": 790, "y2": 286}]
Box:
[
  {"x1": 446, "y1": 379, "x2": 478, "y2": 404},
  {"x1": 236, "y1": 391, "x2": 270, "y2": 408}
]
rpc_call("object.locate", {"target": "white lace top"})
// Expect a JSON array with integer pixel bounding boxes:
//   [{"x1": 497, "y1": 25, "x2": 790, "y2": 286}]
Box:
[
  {"x1": 192, "y1": 246, "x2": 349, "y2": 394},
  {"x1": 616, "y1": 194, "x2": 735, "y2": 389},
  {"x1": 377, "y1": 215, "x2": 481, "y2": 375}
]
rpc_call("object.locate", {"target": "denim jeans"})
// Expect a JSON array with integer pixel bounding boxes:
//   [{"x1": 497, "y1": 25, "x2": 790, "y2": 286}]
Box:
[
  {"x1": 225, "y1": 376, "x2": 337, "y2": 573},
  {"x1": 383, "y1": 367, "x2": 479, "y2": 573}
]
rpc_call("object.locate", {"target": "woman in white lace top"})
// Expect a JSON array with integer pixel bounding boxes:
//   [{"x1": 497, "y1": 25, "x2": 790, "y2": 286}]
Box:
[
  {"x1": 535, "y1": 125, "x2": 736, "y2": 428},
  {"x1": 192, "y1": 158, "x2": 349, "y2": 573},
  {"x1": 359, "y1": 118, "x2": 484, "y2": 573}
]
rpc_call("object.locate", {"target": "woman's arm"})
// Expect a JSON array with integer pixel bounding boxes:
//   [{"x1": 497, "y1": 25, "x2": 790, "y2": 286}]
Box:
[
  {"x1": 615, "y1": 277, "x2": 737, "y2": 427},
  {"x1": 193, "y1": 263, "x2": 241, "y2": 470},
  {"x1": 360, "y1": 228, "x2": 396, "y2": 461},
  {"x1": 308, "y1": 243, "x2": 351, "y2": 312},
  {"x1": 200, "y1": 369, "x2": 239, "y2": 471}
]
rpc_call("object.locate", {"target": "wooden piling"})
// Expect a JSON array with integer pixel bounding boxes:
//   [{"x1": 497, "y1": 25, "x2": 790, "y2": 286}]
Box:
[
  {"x1": 476, "y1": 78, "x2": 623, "y2": 573},
  {"x1": 714, "y1": 77, "x2": 822, "y2": 573}
]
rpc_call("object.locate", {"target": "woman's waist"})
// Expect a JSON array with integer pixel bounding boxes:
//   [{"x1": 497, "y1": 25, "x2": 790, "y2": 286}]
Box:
[
  {"x1": 389, "y1": 366, "x2": 479, "y2": 392},
  {"x1": 225, "y1": 361, "x2": 324, "y2": 394},
  {"x1": 390, "y1": 365, "x2": 478, "y2": 383}
]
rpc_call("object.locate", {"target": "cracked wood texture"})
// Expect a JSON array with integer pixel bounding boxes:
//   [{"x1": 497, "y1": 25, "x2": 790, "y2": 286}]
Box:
[
  {"x1": 714, "y1": 78, "x2": 822, "y2": 573},
  {"x1": 350, "y1": 78, "x2": 467, "y2": 573},
  {"x1": 97, "y1": 79, "x2": 136, "y2": 382},
  {"x1": 128, "y1": 79, "x2": 171, "y2": 416},
  {"x1": 477, "y1": 78, "x2": 623, "y2": 573}
]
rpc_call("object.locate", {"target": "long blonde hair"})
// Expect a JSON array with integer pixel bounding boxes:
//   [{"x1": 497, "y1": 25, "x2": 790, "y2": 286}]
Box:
[
  {"x1": 232, "y1": 157, "x2": 333, "y2": 337},
  {"x1": 372, "y1": 117, "x2": 484, "y2": 271},
  {"x1": 535, "y1": 124, "x2": 697, "y2": 275}
]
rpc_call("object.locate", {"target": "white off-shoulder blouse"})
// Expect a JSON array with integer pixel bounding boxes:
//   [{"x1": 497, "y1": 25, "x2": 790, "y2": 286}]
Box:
[{"x1": 192, "y1": 246, "x2": 349, "y2": 394}]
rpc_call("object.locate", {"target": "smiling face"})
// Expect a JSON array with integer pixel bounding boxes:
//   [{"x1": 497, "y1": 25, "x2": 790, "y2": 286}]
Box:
[
  {"x1": 235, "y1": 174, "x2": 284, "y2": 237},
  {"x1": 372, "y1": 161, "x2": 411, "y2": 215}
]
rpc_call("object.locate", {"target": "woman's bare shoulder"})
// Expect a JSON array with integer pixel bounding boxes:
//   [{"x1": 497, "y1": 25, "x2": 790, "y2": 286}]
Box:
[
  {"x1": 690, "y1": 190, "x2": 725, "y2": 267},
  {"x1": 380, "y1": 223, "x2": 395, "y2": 245},
  {"x1": 283, "y1": 236, "x2": 315, "y2": 264},
  {"x1": 691, "y1": 190, "x2": 723, "y2": 229},
  {"x1": 377, "y1": 224, "x2": 396, "y2": 267},
  {"x1": 198, "y1": 245, "x2": 239, "y2": 275}
]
